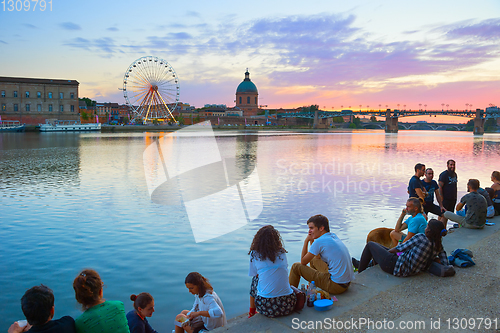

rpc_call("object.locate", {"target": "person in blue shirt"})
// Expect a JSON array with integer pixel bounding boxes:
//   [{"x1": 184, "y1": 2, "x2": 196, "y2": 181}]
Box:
[
  {"x1": 126, "y1": 293, "x2": 158, "y2": 333},
  {"x1": 390, "y1": 198, "x2": 428, "y2": 247}
]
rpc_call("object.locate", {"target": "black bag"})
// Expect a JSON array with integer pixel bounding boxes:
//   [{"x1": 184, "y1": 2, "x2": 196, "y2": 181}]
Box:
[{"x1": 291, "y1": 285, "x2": 305, "y2": 311}]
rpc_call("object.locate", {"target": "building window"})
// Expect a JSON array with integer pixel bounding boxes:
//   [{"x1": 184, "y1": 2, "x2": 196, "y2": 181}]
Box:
[
  {"x1": 49, "y1": 104, "x2": 53, "y2": 112},
  {"x1": 26, "y1": 104, "x2": 30, "y2": 112},
  {"x1": 25, "y1": 91, "x2": 30, "y2": 98},
  {"x1": 60, "y1": 105, "x2": 64, "y2": 112},
  {"x1": 1, "y1": 90, "x2": 5, "y2": 98},
  {"x1": 48, "y1": 92, "x2": 53, "y2": 99},
  {"x1": 60, "y1": 92, "x2": 63, "y2": 99},
  {"x1": 1, "y1": 104, "x2": 5, "y2": 111},
  {"x1": 70, "y1": 92, "x2": 74, "y2": 99},
  {"x1": 13, "y1": 91, "x2": 18, "y2": 97},
  {"x1": 37, "y1": 104, "x2": 42, "y2": 112},
  {"x1": 14, "y1": 104, "x2": 18, "y2": 111},
  {"x1": 71, "y1": 105, "x2": 75, "y2": 112},
  {"x1": 239, "y1": 96, "x2": 242, "y2": 104},
  {"x1": 37, "y1": 92, "x2": 42, "y2": 98},
  {"x1": 247, "y1": 96, "x2": 250, "y2": 104},
  {"x1": 255, "y1": 97, "x2": 257, "y2": 104}
]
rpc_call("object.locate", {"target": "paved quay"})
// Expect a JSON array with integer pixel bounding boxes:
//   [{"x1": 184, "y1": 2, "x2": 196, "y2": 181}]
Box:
[{"x1": 213, "y1": 216, "x2": 500, "y2": 333}]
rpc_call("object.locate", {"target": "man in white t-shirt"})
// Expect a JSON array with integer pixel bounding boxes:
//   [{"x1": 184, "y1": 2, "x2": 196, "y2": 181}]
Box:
[{"x1": 289, "y1": 214, "x2": 354, "y2": 294}]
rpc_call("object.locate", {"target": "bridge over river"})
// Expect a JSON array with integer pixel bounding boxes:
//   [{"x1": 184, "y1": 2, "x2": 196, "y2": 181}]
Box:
[{"x1": 277, "y1": 108, "x2": 500, "y2": 134}]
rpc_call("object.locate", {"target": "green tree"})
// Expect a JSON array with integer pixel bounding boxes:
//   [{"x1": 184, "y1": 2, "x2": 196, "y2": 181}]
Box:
[
  {"x1": 194, "y1": 114, "x2": 201, "y2": 123},
  {"x1": 81, "y1": 111, "x2": 89, "y2": 121},
  {"x1": 178, "y1": 114, "x2": 185, "y2": 125},
  {"x1": 79, "y1": 97, "x2": 96, "y2": 108},
  {"x1": 370, "y1": 116, "x2": 377, "y2": 122},
  {"x1": 485, "y1": 118, "x2": 497, "y2": 131},
  {"x1": 348, "y1": 123, "x2": 357, "y2": 129},
  {"x1": 332, "y1": 116, "x2": 344, "y2": 123},
  {"x1": 465, "y1": 119, "x2": 474, "y2": 131}
]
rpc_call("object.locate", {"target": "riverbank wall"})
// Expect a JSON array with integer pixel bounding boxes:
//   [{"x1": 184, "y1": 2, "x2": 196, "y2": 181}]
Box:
[{"x1": 213, "y1": 216, "x2": 500, "y2": 333}]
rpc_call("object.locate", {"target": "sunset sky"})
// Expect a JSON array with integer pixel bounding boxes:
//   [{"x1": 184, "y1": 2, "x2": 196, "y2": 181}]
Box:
[{"x1": 1, "y1": 0, "x2": 499, "y2": 117}]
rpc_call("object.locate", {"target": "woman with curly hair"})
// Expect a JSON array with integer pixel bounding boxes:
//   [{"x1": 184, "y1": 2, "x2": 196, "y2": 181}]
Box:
[{"x1": 248, "y1": 225, "x2": 296, "y2": 318}]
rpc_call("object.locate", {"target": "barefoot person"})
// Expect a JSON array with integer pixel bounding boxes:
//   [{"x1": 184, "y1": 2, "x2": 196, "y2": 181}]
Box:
[
  {"x1": 248, "y1": 225, "x2": 296, "y2": 318},
  {"x1": 289, "y1": 214, "x2": 354, "y2": 295},
  {"x1": 175, "y1": 272, "x2": 226, "y2": 333}
]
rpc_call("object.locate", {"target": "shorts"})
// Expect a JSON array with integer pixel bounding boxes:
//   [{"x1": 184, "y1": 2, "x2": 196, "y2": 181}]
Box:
[{"x1": 423, "y1": 202, "x2": 443, "y2": 217}]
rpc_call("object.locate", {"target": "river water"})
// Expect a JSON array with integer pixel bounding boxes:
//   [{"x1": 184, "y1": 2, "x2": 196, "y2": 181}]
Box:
[{"x1": 1, "y1": 129, "x2": 499, "y2": 330}]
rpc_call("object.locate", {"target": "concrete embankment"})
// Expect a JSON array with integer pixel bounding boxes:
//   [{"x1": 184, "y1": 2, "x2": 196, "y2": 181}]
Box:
[{"x1": 213, "y1": 216, "x2": 500, "y2": 333}]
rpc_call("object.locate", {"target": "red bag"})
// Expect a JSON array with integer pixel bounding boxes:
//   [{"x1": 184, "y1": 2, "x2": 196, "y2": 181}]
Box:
[{"x1": 291, "y1": 285, "x2": 305, "y2": 311}]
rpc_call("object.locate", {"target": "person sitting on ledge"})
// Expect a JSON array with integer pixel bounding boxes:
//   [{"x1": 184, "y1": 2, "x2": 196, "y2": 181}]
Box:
[
  {"x1": 73, "y1": 269, "x2": 130, "y2": 333},
  {"x1": 356, "y1": 219, "x2": 448, "y2": 277},
  {"x1": 443, "y1": 179, "x2": 487, "y2": 229},
  {"x1": 490, "y1": 171, "x2": 500, "y2": 215},
  {"x1": 390, "y1": 198, "x2": 428, "y2": 247},
  {"x1": 477, "y1": 184, "x2": 495, "y2": 218},
  {"x1": 8, "y1": 284, "x2": 76, "y2": 333},
  {"x1": 126, "y1": 293, "x2": 158, "y2": 333},
  {"x1": 289, "y1": 214, "x2": 354, "y2": 295},
  {"x1": 174, "y1": 272, "x2": 226, "y2": 333},
  {"x1": 248, "y1": 225, "x2": 296, "y2": 318}
]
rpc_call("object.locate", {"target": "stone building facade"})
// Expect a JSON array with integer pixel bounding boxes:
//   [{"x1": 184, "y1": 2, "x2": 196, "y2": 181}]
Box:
[{"x1": 0, "y1": 76, "x2": 79, "y2": 124}]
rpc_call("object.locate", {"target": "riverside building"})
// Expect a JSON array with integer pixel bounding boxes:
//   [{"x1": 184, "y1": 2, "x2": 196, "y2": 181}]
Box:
[{"x1": 0, "y1": 76, "x2": 79, "y2": 124}]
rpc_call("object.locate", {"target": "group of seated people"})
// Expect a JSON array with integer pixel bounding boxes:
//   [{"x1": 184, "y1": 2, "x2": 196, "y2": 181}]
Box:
[
  {"x1": 9, "y1": 270, "x2": 227, "y2": 333},
  {"x1": 10, "y1": 168, "x2": 499, "y2": 331}
]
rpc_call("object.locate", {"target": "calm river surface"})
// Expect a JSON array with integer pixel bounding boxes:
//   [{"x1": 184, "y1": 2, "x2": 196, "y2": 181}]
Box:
[{"x1": 1, "y1": 129, "x2": 499, "y2": 330}]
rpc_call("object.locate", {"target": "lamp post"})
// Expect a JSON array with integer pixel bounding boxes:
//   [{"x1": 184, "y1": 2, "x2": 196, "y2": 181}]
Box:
[
  {"x1": 465, "y1": 103, "x2": 469, "y2": 111},
  {"x1": 441, "y1": 103, "x2": 445, "y2": 111},
  {"x1": 424, "y1": 104, "x2": 427, "y2": 111},
  {"x1": 419, "y1": 103, "x2": 422, "y2": 111},
  {"x1": 378, "y1": 104, "x2": 381, "y2": 111}
]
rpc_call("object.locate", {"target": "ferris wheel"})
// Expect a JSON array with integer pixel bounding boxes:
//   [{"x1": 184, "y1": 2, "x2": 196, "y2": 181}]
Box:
[{"x1": 123, "y1": 56, "x2": 180, "y2": 123}]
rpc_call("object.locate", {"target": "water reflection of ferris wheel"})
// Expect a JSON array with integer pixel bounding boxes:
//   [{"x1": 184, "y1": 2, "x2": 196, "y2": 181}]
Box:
[{"x1": 123, "y1": 56, "x2": 180, "y2": 123}]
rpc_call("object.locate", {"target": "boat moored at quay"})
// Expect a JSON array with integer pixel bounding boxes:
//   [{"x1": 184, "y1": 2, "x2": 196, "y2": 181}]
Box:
[
  {"x1": 0, "y1": 120, "x2": 25, "y2": 132},
  {"x1": 39, "y1": 120, "x2": 101, "y2": 132}
]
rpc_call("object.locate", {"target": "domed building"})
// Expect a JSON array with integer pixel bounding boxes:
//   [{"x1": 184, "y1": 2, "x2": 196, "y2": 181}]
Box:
[{"x1": 235, "y1": 70, "x2": 259, "y2": 116}]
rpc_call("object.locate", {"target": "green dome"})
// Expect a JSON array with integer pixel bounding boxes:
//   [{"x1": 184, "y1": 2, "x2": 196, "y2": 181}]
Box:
[{"x1": 236, "y1": 71, "x2": 258, "y2": 94}]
